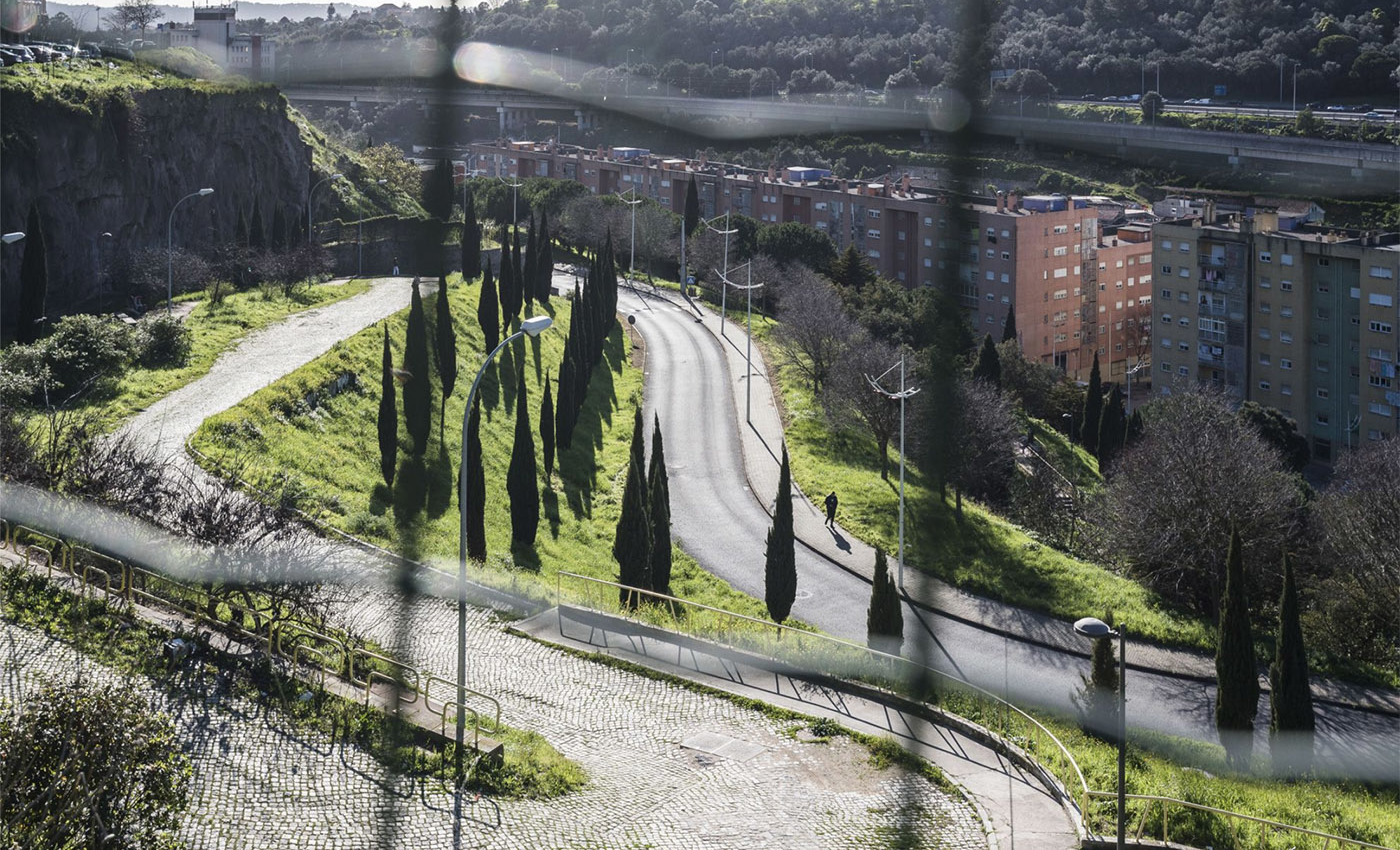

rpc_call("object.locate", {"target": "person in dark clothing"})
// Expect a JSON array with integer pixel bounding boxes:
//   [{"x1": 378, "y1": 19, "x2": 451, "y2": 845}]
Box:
[{"x1": 824, "y1": 491, "x2": 838, "y2": 528}]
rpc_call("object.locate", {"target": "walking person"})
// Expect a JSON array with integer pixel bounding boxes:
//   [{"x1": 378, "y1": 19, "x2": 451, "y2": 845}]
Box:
[
  {"x1": 824, "y1": 491, "x2": 838, "y2": 528},
  {"x1": 392, "y1": 257, "x2": 400, "y2": 276}
]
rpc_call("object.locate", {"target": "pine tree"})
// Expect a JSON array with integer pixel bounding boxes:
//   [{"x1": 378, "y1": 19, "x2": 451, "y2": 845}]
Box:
[
  {"x1": 540, "y1": 375, "x2": 556, "y2": 483},
  {"x1": 647, "y1": 413, "x2": 673, "y2": 597},
  {"x1": 477, "y1": 260, "x2": 500, "y2": 352},
  {"x1": 434, "y1": 277, "x2": 458, "y2": 440},
  {"x1": 537, "y1": 208, "x2": 554, "y2": 306},
  {"x1": 1126, "y1": 408, "x2": 1145, "y2": 447},
  {"x1": 506, "y1": 372, "x2": 539, "y2": 547},
  {"x1": 248, "y1": 202, "x2": 266, "y2": 250},
  {"x1": 1082, "y1": 353, "x2": 1103, "y2": 452},
  {"x1": 613, "y1": 407, "x2": 651, "y2": 607},
  {"x1": 830, "y1": 244, "x2": 876, "y2": 291},
  {"x1": 464, "y1": 396, "x2": 486, "y2": 563},
  {"x1": 461, "y1": 184, "x2": 481, "y2": 279},
  {"x1": 971, "y1": 333, "x2": 1001, "y2": 387},
  {"x1": 403, "y1": 279, "x2": 433, "y2": 455},
  {"x1": 1216, "y1": 528, "x2": 1260, "y2": 770},
  {"x1": 377, "y1": 325, "x2": 397, "y2": 489},
  {"x1": 866, "y1": 546, "x2": 903, "y2": 654},
  {"x1": 15, "y1": 203, "x2": 48, "y2": 344},
  {"x1": 235, "y1": 205, "x2": 249, "y2": 248},
  {"x1": 683, "y1": 176, "x2": 701, "y2": 237},
  {"x1": 1269, "y1": 554, "x2": 1314, "y2": 777},
  {"x1": 764, "y1": 444, "x2": 797, "y2": 626},
  {"x1": 1002, "y1": 303, "x2": 1018, "y2": 344},
  {"x1": 1097, "y1": 383, "x2": 1127, "y2": 469}
]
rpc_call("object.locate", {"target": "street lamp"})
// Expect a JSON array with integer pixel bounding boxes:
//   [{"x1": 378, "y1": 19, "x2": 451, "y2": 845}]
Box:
[
  {"x1": 710, "y1": 49, "x2": 720, "y2": 69},
  {"x1": 167, "y1": 188, "x2": 213, "y2": 314},
  {"x1": 717, "y1": 261, "x2": 764, "y2": 424},
  {"x1": 702, "y1": 213, "x2": 737, "y2": 337},
  {"x1": 456, "y1": 313, "x2": 553, "y2": 777},
  {"x1": 308, "y1": 172, "x2": 343, "y2": 250},
  {"x1": 867, "y1": 354, "x2": 920, "y2": 588},
  {"x1": 1292, "y1": 62, "x2": 1301, "y2": 112},
  {"x1": 1074, "y1": 616, "x2": 1127, "y2": 850},
  {"x1": 617, "y1": 188, "x2": 642, "y2": 290},
  {"x1": 359, "y1": 178, "x2": 388, "y2": 278},
  {"x1": 496, "y1": 174, "x2": 523, "y2": 225},
  {"x1": 625, "y1": 48, "x2": 633, "y2": 97},
  {"x1": 1, "y1": 232, "x2": 23, "y2": 245}
]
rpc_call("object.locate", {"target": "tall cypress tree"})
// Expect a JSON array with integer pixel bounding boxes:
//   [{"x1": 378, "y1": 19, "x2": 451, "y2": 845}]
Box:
[
  {"x1": 1269, "y1": 554, "x2": 1314, "y2": 777},
  {"x1": 683, "y1": 176, "x2": 701, "y2": 237},
  {"x1": 866, "y1": 546, "x2": 903, "y2": 655},
  {"x1": 536, "y1": 208, "x2": 554, "y2": 306},
  {"x1": 1082, "y1": 353, "x2": 1103, "y2": 453},
  {"x1": 540, "y1": 375, "x2": 556, "y2": 483},
  {"x1": 377, "y1": 325, "x2": 397, "y2": 489},
  {"x1": 764, "y1": 444, "x2": 797, "y2": 626},
  {"x1": 971, "y1": 333, "x2": 1001, "y2": 387},
  {"x1": 1002, "y1": 303, "x2": 1018, "y2": 344},
  {"x1": 464, "y1": 396, "x2": 486, "y2": 563},
  {"x1": 506, "y1": 372, "x2": 539, "y2": 547},
  {"x1": 461, "y1": 184, "x2": 481, "y2": 279},
  {"x1": 403, "y1": 279, "x2": 433, "y2": 455},
  {"x1": 523, "y1": 215, "x2": 538, "y2": 314},
  {"x1": 555, "y1": 346, "x2": 577, "y2": 451},
  {"x1": 270, "y1": 205, "x2": 288, "y2": 252},
  {"x1": 477, "y1": 260, "x2": 499, "y2": 352},
  {"x1": 15, "y1": 203, "x2": 47, "y2": 344},
  {"x1": 1097, "y1": 383, "x2": 1127, "y2": 469},
  {"x1": 235, "y1": 205, "x2": 249, "y2": 248},
  {"x1": 1126, "y1": 408, "x2": 1145, "y2": 447},
  {"x1": 1216, "y1": 528, "x2": 1260, "y2": 770},
  {"x1": 434, "y1": 276, "x2": 458, "y2": 440},
  {"x1": 248, "y1": 202, "x2": 266, "y2": 250},
  {"x1": 647, "y1": 413, "x2": 673, "y2": 597},
  {"x1": 510, "y1": 226, "x2": 525, "y2": 325},
  {"x1": 613, "y1": 407, "x2": 651, "y2": 607},
  {"x1": 498, "y1": 227, "x2": 517, "y2": 332}
]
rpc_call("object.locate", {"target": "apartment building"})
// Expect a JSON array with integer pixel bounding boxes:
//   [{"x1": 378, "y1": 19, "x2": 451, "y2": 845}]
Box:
[
  {"x1": 470, "y1": 140, "x2": 1148, "y2": 381},
  {"x1": 1153, "y1": 204, "x2": 1400, "y2": 462}
]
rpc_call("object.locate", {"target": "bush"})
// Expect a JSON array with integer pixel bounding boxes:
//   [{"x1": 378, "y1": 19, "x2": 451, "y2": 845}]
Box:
[
  {"x1": 0, "y1": 676, "x2": 192, "y2": 849},
  {"x1": 132, "y1": 313, "x2": 192, "y2": 367},
  {"x1": 0, "y1": 314, "x2": 133, "y2": 403}
]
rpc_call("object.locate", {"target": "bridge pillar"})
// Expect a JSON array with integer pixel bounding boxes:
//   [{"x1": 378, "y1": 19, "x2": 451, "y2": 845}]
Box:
[{"x1": 497, "y1": 105, "x2": 506, "y2": 135}]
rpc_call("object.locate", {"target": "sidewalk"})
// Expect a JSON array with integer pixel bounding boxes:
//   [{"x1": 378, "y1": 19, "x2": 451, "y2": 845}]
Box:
[{"x1": 679, "y1": 292, "x2": 1399, "y2": 718}]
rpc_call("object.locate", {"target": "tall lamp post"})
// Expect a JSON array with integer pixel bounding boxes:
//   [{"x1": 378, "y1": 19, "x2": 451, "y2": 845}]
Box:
[
  {"x1": 168, "y1": 188, "x2": 214, "y2": 314},
  {"x1": 617, "y1": 187, "x2": 642, "y2": 289},
  {"x1": 717, "y1": 261, "x2": 764, "y2": 423},
  {"x1": 308, "y1": 172, "x2": 343, "y2": 250},
  {"x1": 2, "y1": 233, "x2": 25, "y2": 311},
  {"x1": 702, "y1": 213, "x2": 736, "y2": 337},
  {"x1": 496, "y1": 174, "x2": 523, "y2": 226},
  {"x1": 456, "y1": 314, "x2": 552, "y2": 776},
  {"x1": 359, "y1": 178, "x2": 388, "y2": 278},
  {"x1": 866, "y1": 353, "x2": 920, "y2": 588},
  {"x1": 1074, "y1": 616, "x2": 1127, "y2": 850}
]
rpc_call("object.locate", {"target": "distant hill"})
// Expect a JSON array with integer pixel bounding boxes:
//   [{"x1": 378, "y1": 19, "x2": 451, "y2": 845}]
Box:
[{"x1": 50, "y1": 2, "x2": 373, "y2": 27}]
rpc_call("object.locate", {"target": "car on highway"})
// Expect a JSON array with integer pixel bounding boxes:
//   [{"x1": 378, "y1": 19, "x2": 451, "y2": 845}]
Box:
[
  {"x1": 1363, "y1": 111, "x2": 1384, "y2": 120},
  {"x1": 1325, "y1": 104, "x2": 1348, "y2": 111}
]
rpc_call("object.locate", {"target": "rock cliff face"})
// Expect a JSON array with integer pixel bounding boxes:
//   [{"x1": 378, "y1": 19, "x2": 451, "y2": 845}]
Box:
[{"x1": 1, "y1": 84, "x2": 314, "y2": 319}]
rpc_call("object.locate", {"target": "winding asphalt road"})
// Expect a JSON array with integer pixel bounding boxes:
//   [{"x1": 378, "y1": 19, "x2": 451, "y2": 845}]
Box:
[{"x1": 621, "y1": 285, "x2": 1400, "y2": 784}]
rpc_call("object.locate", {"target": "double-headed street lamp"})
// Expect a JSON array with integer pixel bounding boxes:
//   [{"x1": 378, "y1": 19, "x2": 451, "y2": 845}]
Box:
[
  {"x1": 1074, "y1": 616, "x2": 1127, "y2": 850},
  {"x1": 455, "y1": 314, "x2": 553, "y2": 776},
  {"x1": 497, "y1": 174, "x2": 523, "y2": 226},
  {"x1": 866, "y1": 354, "x2": 920, "y2": 588},
  {"x1": 308, "y1": 172, "x2": 344, "y2": 249},
  {"x1": 168, "y1": 188, "x2": 214, "y2": 314},
  {"x1": 701, "y1": 213, "x2": 737, "y2": 337},
  {"x1": 616, "y1": 187, "x2": 642, "y2": 289},
  {"x1": 717, "y1": 261, "x2": 764, "y2": 424}
]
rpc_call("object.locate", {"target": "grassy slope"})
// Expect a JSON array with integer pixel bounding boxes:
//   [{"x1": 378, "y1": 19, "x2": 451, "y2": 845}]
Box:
[{"x1": 189, "y1": 275, "x2": 775, "y2": 622}]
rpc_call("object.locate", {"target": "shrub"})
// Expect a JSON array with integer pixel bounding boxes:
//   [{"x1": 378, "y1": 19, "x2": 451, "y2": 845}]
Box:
[
  {"x1": 132, "y1": 313, "x2": 192, "y2": 367},
  {"x1": 0, "y1": 314, "x2": 133, "y2": 403}
]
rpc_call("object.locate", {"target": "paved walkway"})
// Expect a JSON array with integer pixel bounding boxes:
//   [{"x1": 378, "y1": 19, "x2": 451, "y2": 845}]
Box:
[{"x1": 676, "y1": 289, "x2": 1399, "y2": 717}]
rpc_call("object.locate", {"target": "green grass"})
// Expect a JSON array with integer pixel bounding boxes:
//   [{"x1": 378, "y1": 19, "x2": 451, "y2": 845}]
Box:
[
  {"x1": 84, "y1": 281, "x2": 371, "y2": 428},
  {"x1": 189, "y1": 274, "x2": 775, "y2": 621},
  {"x1": 767, "y1": 348, "x2": 1215, "y2": 652}
]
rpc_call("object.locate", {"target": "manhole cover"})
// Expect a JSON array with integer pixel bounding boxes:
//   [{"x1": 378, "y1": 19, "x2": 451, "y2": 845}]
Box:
[{"x1": 680, "y1": 732, "x2": 765, "y2": 762}]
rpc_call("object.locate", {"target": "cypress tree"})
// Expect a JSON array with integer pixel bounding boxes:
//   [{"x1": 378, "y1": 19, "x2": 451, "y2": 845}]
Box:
[
  {"x1": 511, "y1": 226, "x2": 525, "y2": 325},
  {"x1": 1075, "y1": 610, "x2": 1119, "y2": 739},
  {"x1": 1216, "y1": 528, "x2": 1260, "y2": 770},
  {"x1": 1126, "y1": 408, "x2": 1145, "y2": 447},
  {"x1": 764, "y1": 444, "x2": 797, "y2": 626},
  {"x1": 464, "y1": 395, "x2": 486, "y2": 563},
  {"x1": 971, "y1": 333, "x2": 1001, "y2": 387},
  {"x1": 647, "y1": 413, "x2": 672, "y2": 597},
  {"x1": 683, "y1": 176, "x2": 700, "y2": 237},
  {"x1": 523, "y1": 215, "x2": 538, "y2": 314},
  {"x1": 1002, "y1": 303, "x2": 1017, "y2": 344},
  {"x1": 866, "y1": 546, "x2": 903, "y2": 655},
  {"x1": 506, "y1": 372, "x2": 539, "y2": 547},
  {"x1": 477, "y1": 260, "x2": 499, "y2": 352},
  {"x1": 1269, "y1": 554, "x2": 1314, "y2": 777},
  {"x1": 271, "y1": 205, "x2": 288, "y2": 252},
  {"x1": 235, "y1": 205, "x2": 249, "y2": 248},
  {"x1": 540, "y1": 375, "x2": 556, "y2": 483},
  {"x1": 1097, "y1": 383, "x2": 1127, "y2": 469},
  {"x1": 1082, "y1": 353, "x2": 1103, "y2": 452},
  {"x1": 461, "y1": 184, "x2": 481, "y2": 279},
  {"x1": 377, "y1": 325, "x2": 397, "y2": 488},
  {"x1": 249, "y1": 202, "x2": 266, "y2": 250},
  {"x1": 434, "y1": 276, "x2": 458, "y2": 439},
  {"x1": 537, "y1": 208, "x2": 554, "y2": 306},
  {"x1": 15, "y1": 203, "x2": 48, "y2": 344},
  {"x1": 613, "y1": 407, "x2": 651, "y2": 607},
  {"x1": 498, "y1": 227, "x2": 517, "y2": 332},
  {"x1": 403, "y1": 279, "x2": 433, "y2": 455},
  {"x1": 555, "y1": 346, "x2": 576, "y2": 451}
]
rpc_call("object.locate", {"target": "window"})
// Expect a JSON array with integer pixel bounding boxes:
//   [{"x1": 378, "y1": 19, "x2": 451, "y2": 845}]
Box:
[
  {"x1": 1259, "y1": 353, "x2": 1271, "y2": 366},
  {"x1": 1053, "y1": 246, "x2": 1068, "y2": 256},
  {"x1": 1280, "y1": 254, "x2": 1294, "y2": 266},
  {"x1": 986, "y1": 271, "x2": 995, "y2": 280},
  {"x1": 1259, "y1": 302, "x2": 1271, "y2": 314},
  {"x1": 1260, "y1": 328, "x2": 1272, "y2": 340},
  {"x1": 1179, "y1": 291, "x2": 1189, "y2": 302},
  {"x1": 1369, "y1": 429, "x2": 1383, "y2": 441},
  {"x1": 1280, "y1": 358, "x2": 1292, "y2": 369},
  {"x1": 923, "y1": 258, "x2": 932, "y2": 267},
  {"x1": 1281, "y1": 331, "x2": 1293, "y2": 343},
  {"x1": 1369, "y1": 375, "x2": 1393, "y2": 388},
  {"x1": 1369, "y1": 293, "x2": 1394, "y2": 307},
  {"x1": 1317, "y1": 282, "x2": 1330, "y2": 294},
  {"x1": 1160, "y1": 289, "x2": 1172, "y2": 299},
  {"x1": 1161, "y1": 265, "x2": 1172, "y2": 275},
  {"x1": 1179, "y1": 317, "x2": 1190, "y2": 327},
  {"x1": 1054, "y1": 268, "x2": 1069, "y2": 278},
  {"x1": 868, "y1": 249, "x2": 881, "y2": 258},
  {"x1": 986, "y1": 293, "x2": 996, "y2": 301},
  {"x1": 923, "y1": 237, "x2": 932, "y2": 246},
  {"x1": 1160, "y1": 240, "x2": 1173, "y2": 250},
  {"x1": 1369, "y1": 402, "x2": 1393, "y2": 417},
  {"x1": 1053, "y1": 289, "x2": 1069, "y2": 300},
  {"x1": 1161, "y1": 313, "x2": 1173, "y2": 324},
  {"x1": 1280, "y1": 280, "x2": 1294, "y2": 291},
  {"x1": 1161, "y1": 337, "x2": 1172, "y2": 348},
  {"x1": 1002, "y1": 229, "x2": 1010, "y2": 238},
  {"x1": 1279, "y1": 384, "x2": 1292, "y2": 396},
  {"x1": 1316, "y1": 413, "x2": 1330, "y2": 426},
  {"x1": 867, "y1": 209, "x2": 880, "y2": 219},
  {"x1": 1179, "y1": 342, "x2": 1189, "y2": 351},
  {"x1": 869, "y1": 229, "x2": 882, "y2": 239},
  {"x1": 1179, "y1": 267, "x2": 1190, "y2": 278},
  {"x1": 1180, "y1": 243, "x2": 1190, "y2": 253},
  {"x1": 1369, "y1": 265, "x2": 1394, "y2": 279},
  {"x1": 1316, "y1": 388, "x2": 1330, "y2": 399},
  {"x1": 1053, "y1": 225, "x2": 1068, "y2": 235},
  {"x1": 1160, "y1": 362, "x2": 1171, "y2": 373},
  {"x1": 1178, "y1": 366, "x2": 1189, "y2": 376},
  {"x1": 1259, "y1": 381, "x2": 1271, "y2": 391},
  {"x1": 1001, "y1": 273, "x2": 1010, "y2": 283},
  {"x1": 985, "y1": 248, "x2": 995, "y2": 258},
  {"x1": 1259, "y1": 251, "x2": 1272, "y2": 263},
  {"x1": 1316, "y1": 359, "x2": 1330, "y2": 373},
  {"x1": 1370, "y1": 321, "x2": 1393, "y2": 334},
  {"x1": 1260, "y1": 277, "x2": 1271, "y2": 289},
  {"x1": 1001, "y1": 251, "x2": 1011, "y2": 260}
]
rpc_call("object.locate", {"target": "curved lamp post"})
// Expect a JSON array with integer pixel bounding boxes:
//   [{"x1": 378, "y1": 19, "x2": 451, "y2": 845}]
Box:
[
  {"x1": 168, "y1": 188, "x2": 213, "y2": 313},
  {"x1": 455, "y1": 314, "x2": 552, "y2": 776},
  {"x1": 717, "y1": 261, "x2": 764, "y2": 423},
  {"x1": 308, "y1": 172, "x2": 343, "y2": 249},
  {"x1": 1074, "y1": 616, "x2": 1127, "y2": 850},
  {"x1": 702, "y1": 213, "x2": 737, "y2": 337},
  {"x1": 616, "y1": 187, "x2": 642, "y2": 290},
  {"x1": 866, "y1": 354, "x2": 920, "y2": 588},
  {"x1": 496, "y1": 174, "x2": 523, "y2": 225}
]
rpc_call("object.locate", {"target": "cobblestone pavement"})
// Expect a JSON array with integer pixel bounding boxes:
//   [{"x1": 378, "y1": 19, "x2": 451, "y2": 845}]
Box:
[{"x1": 1, "y1": 600, "x2": 987, "y2": 850}]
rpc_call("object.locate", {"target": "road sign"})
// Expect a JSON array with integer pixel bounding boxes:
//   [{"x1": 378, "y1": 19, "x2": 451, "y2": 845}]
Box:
[{"x1": 686, "y1": 275, "x2": 696, "y2": 285}]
